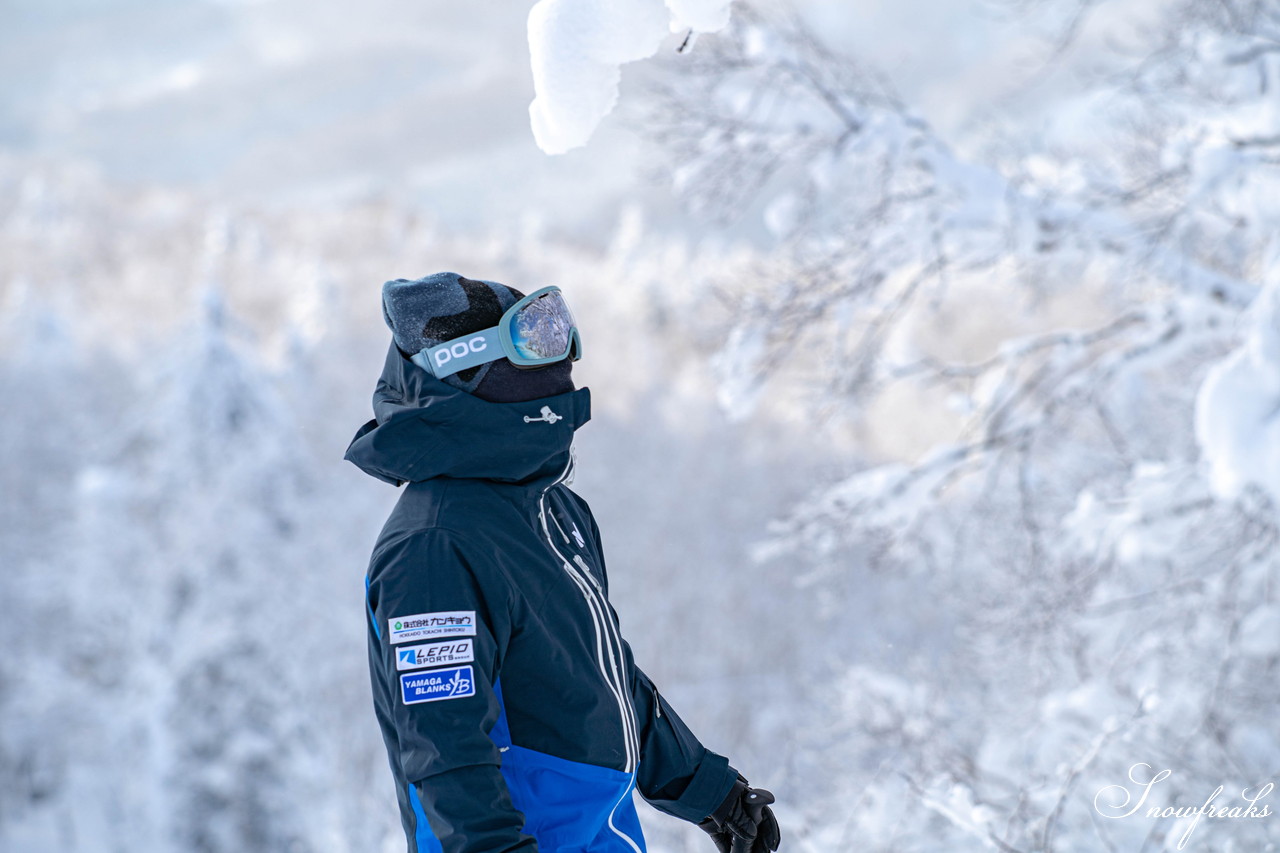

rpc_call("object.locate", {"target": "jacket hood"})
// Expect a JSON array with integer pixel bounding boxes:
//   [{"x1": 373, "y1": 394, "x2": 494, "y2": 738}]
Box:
[{"x1": 344, "y1": 340, "x2": 591, "y2": 487}]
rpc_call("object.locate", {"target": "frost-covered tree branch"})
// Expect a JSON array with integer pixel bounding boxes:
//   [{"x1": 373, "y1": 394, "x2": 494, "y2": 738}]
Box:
[{"x1": 639, "y1": 1, "x2": 1280, "y2": 850}]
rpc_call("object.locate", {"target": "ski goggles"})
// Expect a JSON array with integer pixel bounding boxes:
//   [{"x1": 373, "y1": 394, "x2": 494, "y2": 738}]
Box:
[{"x1": 410, "y1": 285, "x2": 582, "y2": 379}]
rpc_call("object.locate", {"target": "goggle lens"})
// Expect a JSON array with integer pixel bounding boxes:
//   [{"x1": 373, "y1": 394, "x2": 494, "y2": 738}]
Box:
[{"x1": 512, "y1": 290, "x2": 576, "y2": 361}]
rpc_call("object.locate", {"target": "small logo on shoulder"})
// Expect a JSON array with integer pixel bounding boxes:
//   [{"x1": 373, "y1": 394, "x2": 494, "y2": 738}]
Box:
[
  {"x1": 571, "y1": 522, "x2": 586, "y2": 548},
  {"x1": 524, "y1": 405, "x2": 563, "y2": 424}
]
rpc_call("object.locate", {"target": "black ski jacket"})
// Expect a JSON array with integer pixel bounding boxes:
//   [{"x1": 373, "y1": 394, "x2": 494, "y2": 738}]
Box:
[{"x1": 344, "y1": 342, "x2": 738, "y2": 853}]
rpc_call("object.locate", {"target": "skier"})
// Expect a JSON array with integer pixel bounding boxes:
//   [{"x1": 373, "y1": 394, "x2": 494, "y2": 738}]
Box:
[{"x1": 344, "y1": 272, "x2": 782, "y2": 853}]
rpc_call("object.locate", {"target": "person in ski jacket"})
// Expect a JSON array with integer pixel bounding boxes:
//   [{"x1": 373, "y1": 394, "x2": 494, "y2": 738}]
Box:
[{"x1": 344, "y1": 273, "x2": 781, "y2": 853}]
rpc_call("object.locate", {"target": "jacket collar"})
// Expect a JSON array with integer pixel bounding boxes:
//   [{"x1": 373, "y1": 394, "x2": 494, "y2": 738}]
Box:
[{"x1": 344, "y1": 340, "x2": 591, "y2": 488}]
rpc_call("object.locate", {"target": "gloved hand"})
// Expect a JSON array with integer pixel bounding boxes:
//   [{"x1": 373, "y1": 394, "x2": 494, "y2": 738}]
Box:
[{"x1": 697, "y1": 778, "x2": 781, "y2": 853}]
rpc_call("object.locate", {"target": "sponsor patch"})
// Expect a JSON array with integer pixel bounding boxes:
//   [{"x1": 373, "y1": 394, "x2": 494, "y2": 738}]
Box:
[
  {"x1": 395, "y1": 640, "x2": 475, "y2": 671},
  {"x1": 400, "y1": 665, "x2": 475, "y2": 705},
  {"x1": 389, "y1": 610, "x2": 475, "y2": 645}
]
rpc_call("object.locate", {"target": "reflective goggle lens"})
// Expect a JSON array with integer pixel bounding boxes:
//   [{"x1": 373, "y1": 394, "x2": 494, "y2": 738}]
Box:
[{"x1": 511, "y1": 289, "x2": 576, "y2": 361}]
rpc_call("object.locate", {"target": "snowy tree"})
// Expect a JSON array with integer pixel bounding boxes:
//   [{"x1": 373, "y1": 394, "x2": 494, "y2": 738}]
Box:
[
  {"x1": 636, "y1": 1, "x2": 1280, "y2": 850},
  {"x1": 0, "y1": 192, "x2": 396, "y2": 851}
]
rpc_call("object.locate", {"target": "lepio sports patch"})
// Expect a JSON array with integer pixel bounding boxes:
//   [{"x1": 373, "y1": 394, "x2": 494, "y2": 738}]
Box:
[
  {"x1": 400, "y1": 666, "x2": 476, "y2": 705},
  {"x1": 388, "y1": 611, "x2": 475, "y2": 645},
  {"x1": 395, "y1": 640, "x2": 475, "y2": 671}
]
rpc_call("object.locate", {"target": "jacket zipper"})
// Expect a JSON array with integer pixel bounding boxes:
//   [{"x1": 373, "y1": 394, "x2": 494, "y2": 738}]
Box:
[{"x1": 537, "y1": 454, "x2": 640, "y2": 773}]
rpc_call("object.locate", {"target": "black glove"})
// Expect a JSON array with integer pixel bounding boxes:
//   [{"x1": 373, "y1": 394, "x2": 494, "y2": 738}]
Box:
[{"x1": 697, "y1": 779, "x2": 781, "y2": 853}]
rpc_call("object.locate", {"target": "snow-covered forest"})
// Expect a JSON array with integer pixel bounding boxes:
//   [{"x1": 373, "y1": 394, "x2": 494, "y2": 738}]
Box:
[{"x1": 2, "y1": 1, "x2": 1278, "y2": 851}]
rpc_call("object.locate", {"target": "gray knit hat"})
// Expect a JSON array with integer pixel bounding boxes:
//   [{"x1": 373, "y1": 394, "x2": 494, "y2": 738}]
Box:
[
  {"x1": 381, "y1": 271, "x2": 574, "y2": 402},
  {"x1": 382, "y1": 272, "x2": 522, "y2": 393}
]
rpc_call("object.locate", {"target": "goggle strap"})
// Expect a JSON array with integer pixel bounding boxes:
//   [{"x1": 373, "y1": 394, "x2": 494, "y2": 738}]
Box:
[
  {"x1": 407, "y1": 286, "x2": 580, "y2": 379},
  {"x1": 412, "y1": 327, "x2": 504, "y2": 378}
]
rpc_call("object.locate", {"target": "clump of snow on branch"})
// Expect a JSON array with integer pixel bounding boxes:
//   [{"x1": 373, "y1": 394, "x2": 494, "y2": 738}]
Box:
[
  {"x1": 1197, "y1": 277, "x2": 1280, "y2": 505},
  {"x1": 527, "y1": 0, "x2": 735, "y2": 154}
]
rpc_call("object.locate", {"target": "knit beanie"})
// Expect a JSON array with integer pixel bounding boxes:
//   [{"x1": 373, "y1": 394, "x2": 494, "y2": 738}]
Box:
[{"x1": 381, "y1": 272, "x2": 574, "y2": 403}]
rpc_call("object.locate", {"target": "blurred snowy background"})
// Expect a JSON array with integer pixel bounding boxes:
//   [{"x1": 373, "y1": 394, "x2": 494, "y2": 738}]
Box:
[{"x1": 2, "y1": 0, "x2": 1279, "y2": 851}]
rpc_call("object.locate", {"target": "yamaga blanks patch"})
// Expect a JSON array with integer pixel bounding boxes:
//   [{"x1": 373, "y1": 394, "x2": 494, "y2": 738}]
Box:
[
  {"x1": 400, "y1": 665, "x2": 475, "y2": 705},
  {"x1": 396, "y1": 640, "x2": 474, "y2": 671},
  {"x1": 389, "y1": 611, "x2": 475, "y2": 645}
]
